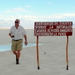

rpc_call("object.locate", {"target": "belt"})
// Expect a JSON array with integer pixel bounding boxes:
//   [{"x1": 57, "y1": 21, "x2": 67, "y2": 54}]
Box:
[{"x1": 13, "y1": 39, "x2": 22, "y2": 41}]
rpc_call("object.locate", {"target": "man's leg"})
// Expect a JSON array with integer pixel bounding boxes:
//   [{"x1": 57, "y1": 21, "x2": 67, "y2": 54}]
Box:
[
  {"x1": 12, "y1": 50, "x2": 21, "y2": 59},
  {"x1": 15, "y1": 50, "x2": 21, "y2": 64},
  {"x1": 17, "y1": 50, "x2": 21, "y2": 59},
  {"x1": 12, "y1": 51, "x2": 17, "y2": 56},
  {"x1": 12, "y1": 40, "x2": 17, "y2": 60},
  {"x1": 12, "y1": 51, "x2": 18, "y2": 64},
  {"x1": 16, "y1": 40, "x2": 22, "y2": 64}
]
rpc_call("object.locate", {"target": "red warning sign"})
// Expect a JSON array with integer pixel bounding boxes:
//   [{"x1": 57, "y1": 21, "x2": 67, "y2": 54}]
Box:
[{"x1": 34, "y1": 22, "x2": 73, "y2": 36}]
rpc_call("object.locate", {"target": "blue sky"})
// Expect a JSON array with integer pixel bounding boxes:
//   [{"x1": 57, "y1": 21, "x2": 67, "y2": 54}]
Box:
[{"x1": 0, "y1": 0, "x2": 75, "y2": 28}]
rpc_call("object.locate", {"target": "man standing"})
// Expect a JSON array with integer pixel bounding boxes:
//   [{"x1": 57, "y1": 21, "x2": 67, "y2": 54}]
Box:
[{"x1": 9, "y1": 19, "x2": 28, "y2": 64}]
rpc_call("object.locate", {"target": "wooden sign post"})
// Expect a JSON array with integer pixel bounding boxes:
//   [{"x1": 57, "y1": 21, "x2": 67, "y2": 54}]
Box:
[
  {"x1": 36, "y1": 36, "x2": 40, "y2": 69},
  {"x1": 34, "y1": 22, "x2": 73, "y2": 70},
  {"x1": 66, "y1": 36, "x2": 69, "y2": 70}
]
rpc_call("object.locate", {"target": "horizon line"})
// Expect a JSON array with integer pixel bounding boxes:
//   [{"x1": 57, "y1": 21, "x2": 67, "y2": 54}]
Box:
[
  {"x1": 0, "y1": 27, "x2": 34, "y2": 29},
  {"x1": 0, "y1": 27, "x2": 75, "y2": 29}
]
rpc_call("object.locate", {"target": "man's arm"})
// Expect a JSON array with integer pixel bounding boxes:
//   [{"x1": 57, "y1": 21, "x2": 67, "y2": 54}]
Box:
[
  {"x1": 9, "y1": 27, "x2": 13, "y2": 38},
  {"x1": 24, "y1": 35, "x2": 28, "y2": 45},
  {"x1": 9, "y1": 33, "x2": 12, "y2": 37},
  {"x1": 9, "y1": 33, "x2": 14, "y2": 38}
]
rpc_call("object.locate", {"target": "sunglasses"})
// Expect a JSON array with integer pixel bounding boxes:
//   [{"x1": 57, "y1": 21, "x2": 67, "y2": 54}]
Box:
[{"x1": 15, "y1": 22, "x2": 19, "y2": 23}]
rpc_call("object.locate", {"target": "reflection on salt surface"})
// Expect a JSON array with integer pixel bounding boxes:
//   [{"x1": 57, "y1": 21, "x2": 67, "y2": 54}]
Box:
[{"x1": 0, "y1": 43, "x2": 42, "y2": 52}]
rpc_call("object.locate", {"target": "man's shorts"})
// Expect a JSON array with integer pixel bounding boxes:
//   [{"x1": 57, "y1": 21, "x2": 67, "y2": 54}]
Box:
[{"x1": 11, "y1": 39, "x2": 23, "y2": 51}]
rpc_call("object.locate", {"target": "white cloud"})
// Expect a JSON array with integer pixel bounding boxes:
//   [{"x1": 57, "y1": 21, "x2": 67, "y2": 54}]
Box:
[
  {"x1": 47, "y1": 1, "x2": 51, "y2": 4},
  {"x1": 0, "y1": 19, "x2": 33, "y2": 29},
  {"x1": 12, "y1": 15, "x2": 37, "y2": 21},
  {"x1": 35, "y1": 13, "x2": 75, "y2": 20},
  {"x1": 23, "y1": 15, "x2": 37, "y2": 20},
  {"x1": 0, "y1": 13, "x2": 75, "y2": 28},
  {"x1": 25, "y1": 6, "x2": 31, "y2": 7},
  {"x1": 1, "y1": 13, "x2": 75, "y2": 21},
  {"x1": 47, "y1": 13, "x2": 75, "y2": 19},
  {"x1": 62, "y1": 13, "x2": 75, "y2": 17},
  {"x1": 5, "y1": 7, "x2": 29, "y2": 13},
  {"x1": 17, "y1": 13, "x2": 75, "y2": 21},
  {"x1": 32, "y1": 2, "x2": 38, "y2": 4},
  {"x1": 0, "y1": 19, "x2": 14, "y2": 28}
]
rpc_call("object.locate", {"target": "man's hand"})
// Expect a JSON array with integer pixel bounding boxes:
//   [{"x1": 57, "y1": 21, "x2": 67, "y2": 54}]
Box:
[
  {"x1": 24, "y1": 41, "x2": 28, "y2": 45},
  {"x1": 9, "y1": 33, "x2": 14, "y2": 38},
  {"x1": 11, "y1": 36, "x2": 14, "y2": 38}
]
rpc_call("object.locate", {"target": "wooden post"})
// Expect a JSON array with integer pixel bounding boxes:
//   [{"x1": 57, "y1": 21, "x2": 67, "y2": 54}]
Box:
[
  {"x1": 66, "y1": 36, "x2": 69, "y2": 70},
  {"x1": 36, "y1": 36, "x2": 40, "y2": 69}
]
